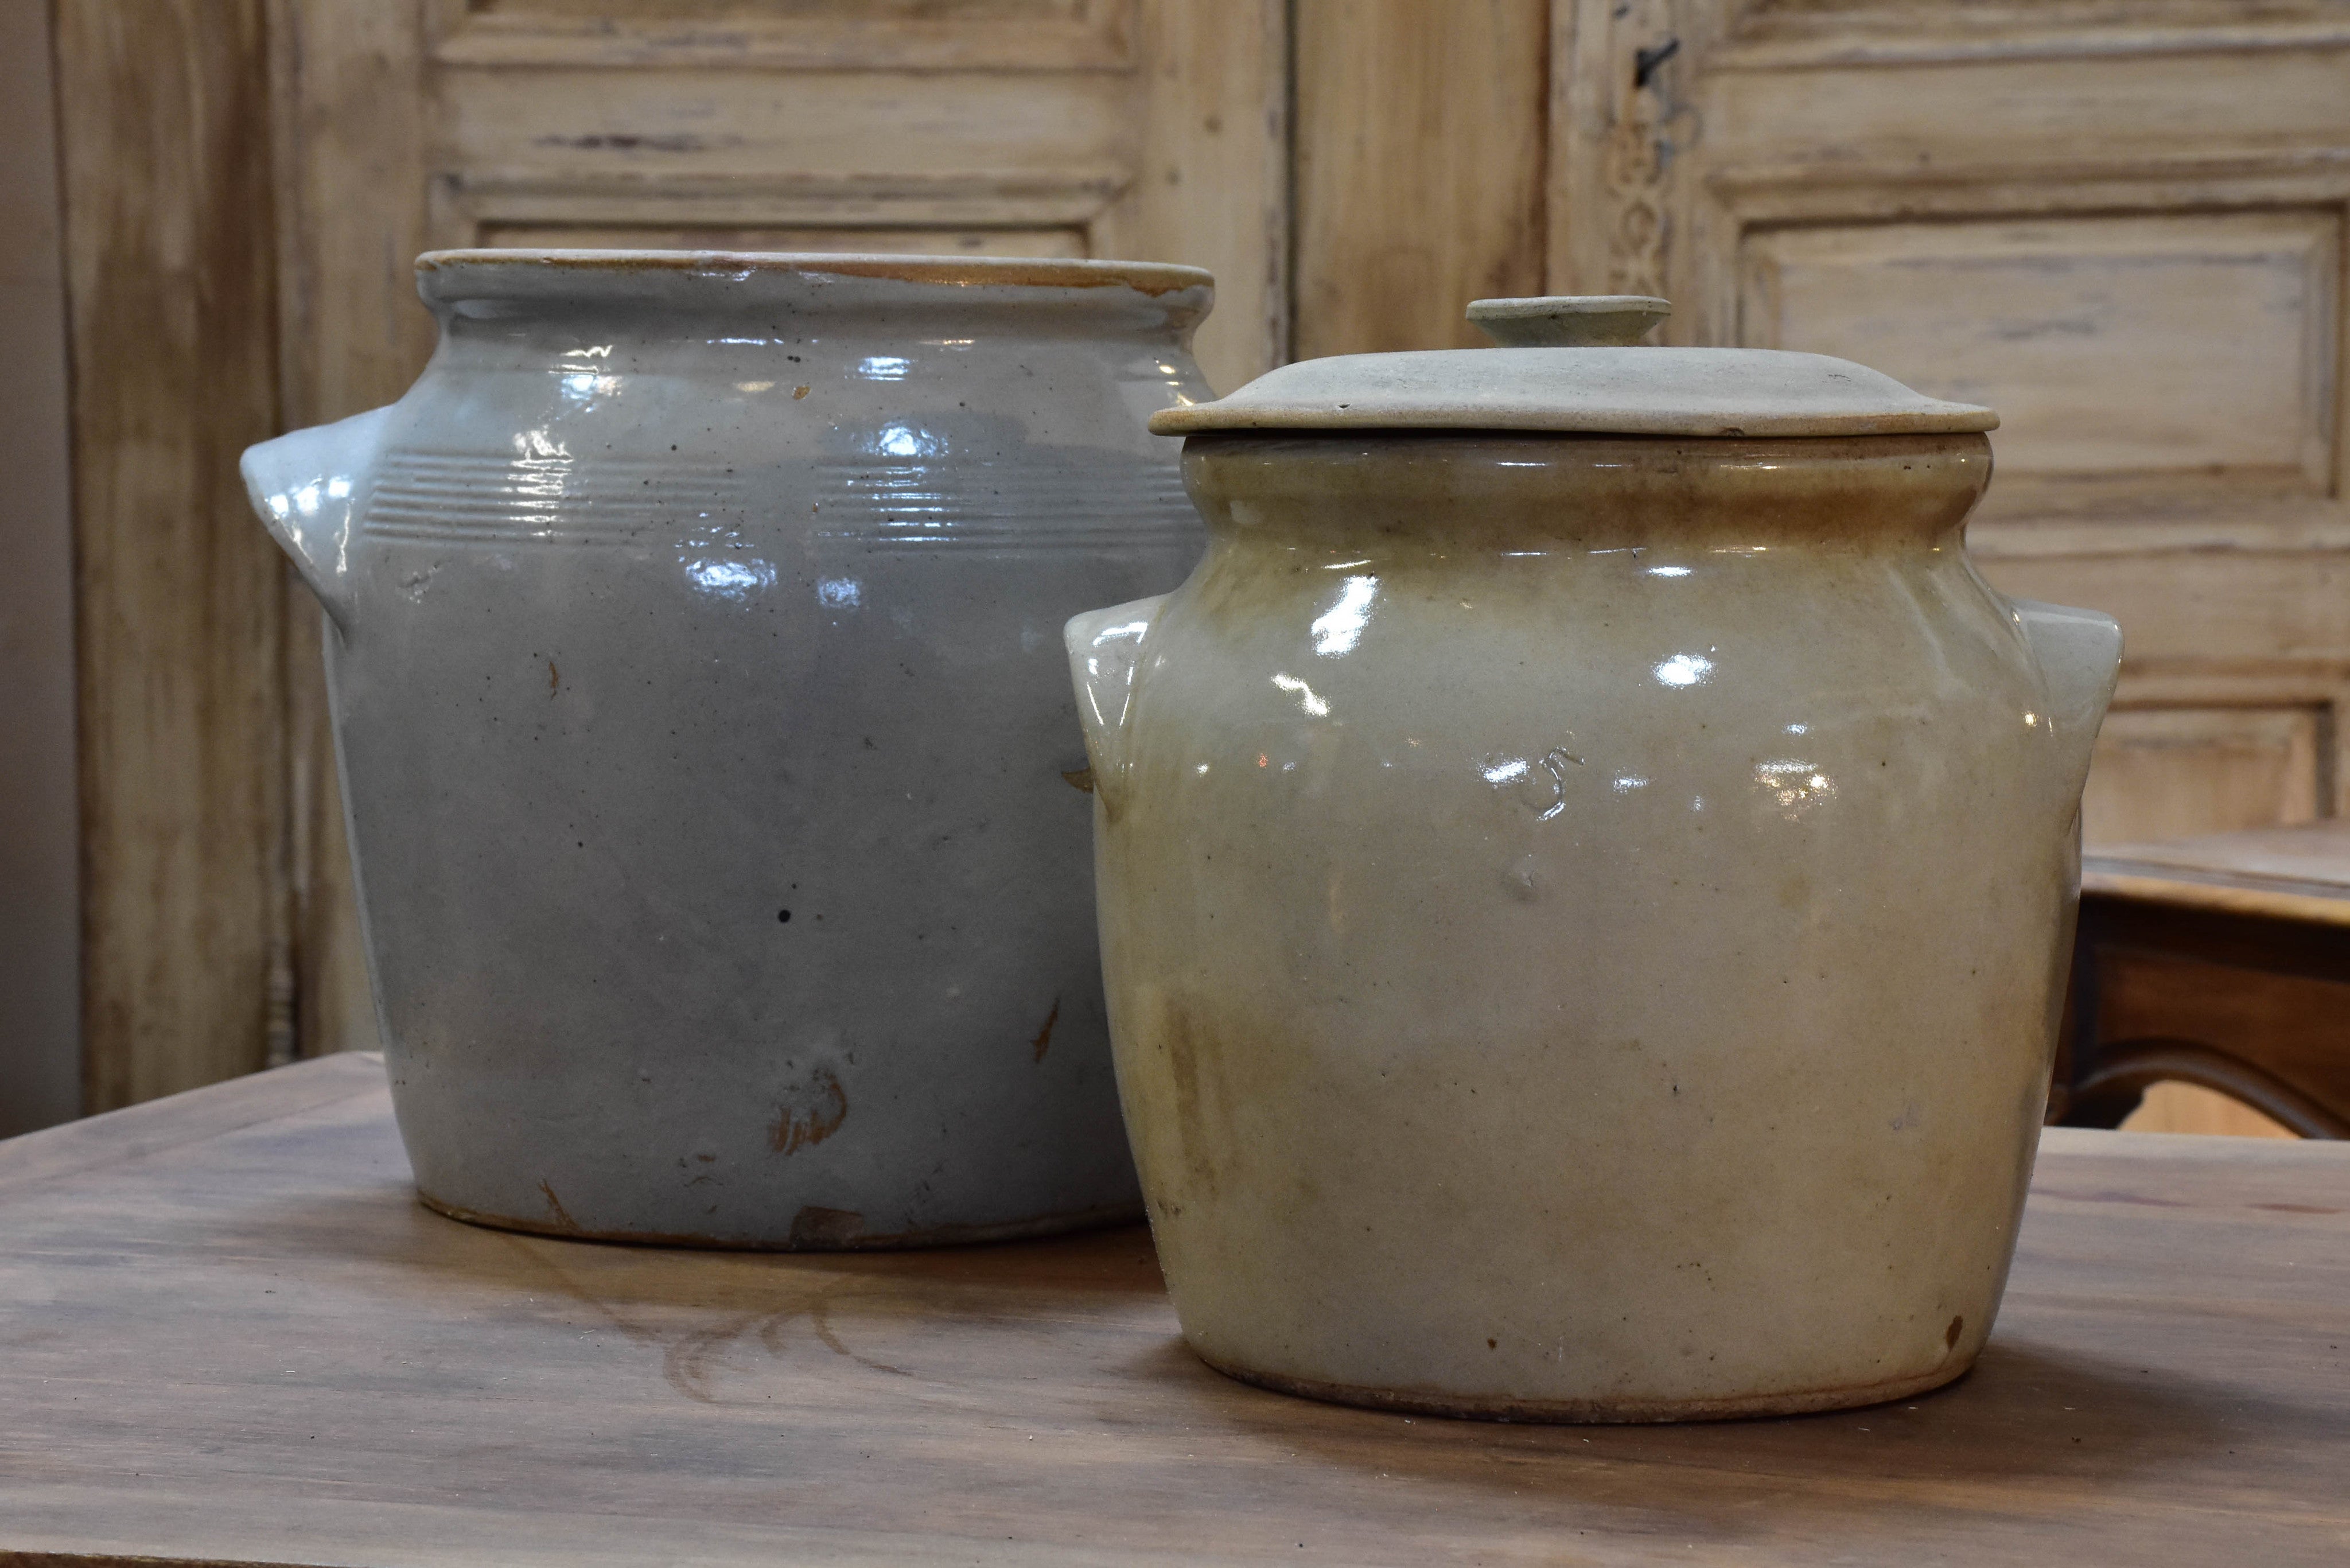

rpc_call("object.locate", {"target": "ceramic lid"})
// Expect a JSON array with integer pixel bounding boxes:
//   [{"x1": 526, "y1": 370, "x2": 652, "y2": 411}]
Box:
[{"x1": 1149, "y1": 296, "x2": 1997, "y2": 438}]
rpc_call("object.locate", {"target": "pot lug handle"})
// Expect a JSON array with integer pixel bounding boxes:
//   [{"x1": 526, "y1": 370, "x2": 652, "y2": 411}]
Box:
[
  {"x1": 2010, "y1": 597, "x2": 2123, "y2": 802},
  {"x1": 1064, "y1": 595, "x2": 1168, "y2": 794},
  {"x1": 240, "y1": 406, "x2": 394, "y2": 637}
]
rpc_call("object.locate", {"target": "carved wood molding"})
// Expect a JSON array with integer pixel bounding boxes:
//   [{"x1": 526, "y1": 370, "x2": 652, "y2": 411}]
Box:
[
  {"x1": 426, "y1": 0, "x2": 1139, "y2": 72},
  {"x1": 432, "y1": 170, "x2": 1133, "y2": 244},
  {"x1": 1718, "y1": 0, "x2": 2350, "y2": 69}
]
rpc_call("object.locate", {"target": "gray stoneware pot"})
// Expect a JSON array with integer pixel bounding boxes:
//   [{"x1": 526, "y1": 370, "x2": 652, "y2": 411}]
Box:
[{"x1": 243, "y1": 250, "x2": 1214, "y2": 1247}]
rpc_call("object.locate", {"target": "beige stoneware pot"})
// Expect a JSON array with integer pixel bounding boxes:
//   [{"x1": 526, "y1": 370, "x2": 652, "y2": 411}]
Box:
[{"x1": 1067, "y1": 297, "x2": 2122, "y2": 1421}]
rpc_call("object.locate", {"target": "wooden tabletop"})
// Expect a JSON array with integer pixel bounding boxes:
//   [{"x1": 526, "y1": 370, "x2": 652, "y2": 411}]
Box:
[
  {"x1": 2, "y1": 1055, "x2": 2345, "y2": 1566},
  {"x1": 2084, "y1": 819, "x2": 2350, "y2": 927}
]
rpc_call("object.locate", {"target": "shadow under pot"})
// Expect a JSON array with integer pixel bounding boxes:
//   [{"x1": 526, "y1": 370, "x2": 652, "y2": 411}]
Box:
[
  {"x1": 243, "y1": 250, "x2": 1216, "y2": 1248},
  {"x1": 1067, "y1": 295, "x2": 2122, "y2": 1421}
]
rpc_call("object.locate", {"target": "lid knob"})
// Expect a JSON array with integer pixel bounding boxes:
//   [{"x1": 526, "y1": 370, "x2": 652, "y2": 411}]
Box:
[{"x1": 1468, "y1": 295, "x2": 1670, "y2": 348}]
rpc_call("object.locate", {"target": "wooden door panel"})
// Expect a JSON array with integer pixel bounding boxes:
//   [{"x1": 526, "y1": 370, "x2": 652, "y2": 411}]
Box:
[
  {"x1": 438, "y1": 71, "x2": 1137, "y2": 186},
  {"x1": 57, "y1": 0, "x2": 293, "y2": 1108},
  {"x1": 1740, "y1": 210, "x2": 2339, "y2": 516},
  {"x1": 437, "y1": 0, "x2": 1135, "y2": 72},
  {"x1": 1291, "y1": 0, "x2": 1549, "y2": 357},
  {"x1": 2082, "y1": 707, "x2": 2326, "y2": 845},
  {"x1": 1703, "y1": 50, "x2": 2350, "y2": 168}
]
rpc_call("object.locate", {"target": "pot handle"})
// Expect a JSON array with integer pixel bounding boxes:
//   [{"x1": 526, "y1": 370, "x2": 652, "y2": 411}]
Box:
[
  {"x1": 240, "y1": 406, "x2": 394, "y2": 636},
  {"x1": 1064, "y1": 595, "x2": 1168, "y2": 794},
  {"x1": 2010, "y1": 597, "x2": 2123, "y2": 803}
]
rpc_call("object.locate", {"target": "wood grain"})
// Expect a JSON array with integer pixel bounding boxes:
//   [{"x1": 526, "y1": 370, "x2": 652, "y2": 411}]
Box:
[
  {"x1": 1292, "y1": 0, "x2": 1549, "y2": 359},
  {"x1": 54, "y1": 0, "x2": 291, "y2": 1107},
  {"x1": 2085, "y1": 819, "x2": 2350, "y2": 921},
  {"x1": 2080, "y1": 707, "x2": 2325, "y2": 847},
  {"x1": 1095, "y1": 0, "x2": 1288, "y2": 394},
  {"x1": 0, "y1": 1057, "x2": 2344, "y2": 1565}
]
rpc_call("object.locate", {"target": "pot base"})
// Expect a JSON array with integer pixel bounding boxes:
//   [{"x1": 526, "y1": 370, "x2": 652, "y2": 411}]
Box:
[
  {"x1": 1196, "y1": 1347, "x2": 1976, "y2": 1425},
  {"x1": 416, "y1": 1188, "x2": 1145, "y2": 1252}
]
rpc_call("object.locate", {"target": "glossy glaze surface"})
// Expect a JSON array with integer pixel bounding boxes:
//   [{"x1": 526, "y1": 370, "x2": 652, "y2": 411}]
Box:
[
  {"x1": 1069, "y1": 431, "x2": 2121, "y2": 1418},
  {"x1": 244, "y1": 251, "x2": 1214, "y2": 1246}
]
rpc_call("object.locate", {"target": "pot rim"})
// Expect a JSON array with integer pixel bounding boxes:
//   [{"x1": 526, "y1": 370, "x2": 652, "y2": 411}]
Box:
[{"x1": 416, "y1": 248, "x2": 1214, "y2": 304}]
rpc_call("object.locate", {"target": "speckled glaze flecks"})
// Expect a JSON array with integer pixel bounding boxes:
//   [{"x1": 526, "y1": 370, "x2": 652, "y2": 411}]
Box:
[
  {"x1": 242, "y1": 250, "x2": 1215, "y2": 1247},
  {"x1": 1068, "y1": 428, "x2": 2121, "y2": 1421}
]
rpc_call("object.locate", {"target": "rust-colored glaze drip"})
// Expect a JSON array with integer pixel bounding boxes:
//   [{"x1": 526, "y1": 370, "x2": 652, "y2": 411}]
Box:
[
  {"x1": 415, "y1": 1189, "x2": 1144, "y2": 1252},
  {"x1": 1030, "y1": 998, "x2": 1061, "y2": 1064},
  {"x1": 770, "y1": 1067, "x2": 849, "y2": 1156},
  {"x1": 414, "y1": 249, "x2": 1212, "y2": 297},
  {"x1": 536, "y1": 1179, "x2": 577, "y2": 1231},
  {"x1": 1194, "y1": 1348, "x2": 1977, "y2": 1425}
]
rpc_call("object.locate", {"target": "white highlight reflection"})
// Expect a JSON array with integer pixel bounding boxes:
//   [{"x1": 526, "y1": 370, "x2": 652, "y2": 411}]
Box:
[
  {"x1": 1655, "y1": 652, "x2": 1714, "y2": 687},
  {"x1": 1312, "y1": 576, "x2": 1377, "y2": 656},
  {"x1": 1755, "y1": 758, "x2": 1836, "y2": 813},
  {"x1": 686, "y1": 558, "x2": 776, "y2": 601},
  {"x1": 1271, "y1": 672, "x2": 1331, "y2": 717},
  {"x1": 872, "y1": 423, "x2": 943, "y2": 458}
]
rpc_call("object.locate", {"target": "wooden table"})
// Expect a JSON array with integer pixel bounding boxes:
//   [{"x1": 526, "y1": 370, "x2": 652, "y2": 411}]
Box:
[
  {"x1": 2064, "y1": 820, "x2": 2350, "y2": 1137},
  {"x1": 3, "y1": 1055, "x2": 2346, "y2": 1566}
]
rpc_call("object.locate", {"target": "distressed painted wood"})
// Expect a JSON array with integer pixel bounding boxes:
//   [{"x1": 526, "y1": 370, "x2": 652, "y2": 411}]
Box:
[
  {"x1": 1292, "y1": 0, "x2": 1549, "y2": 359},
  {"x1": 1093, "y1": 0, "x2": 1289, "y2": 394},
  {"x1": 0, "y1": 1055, "x2": 2345, "y2": 1564},
  {"x1": 54, "y1": 0, "x2": 291, "y2": 1108},
  {"x1": 2083, "y1": 707, "x2": 2325, "y2": 846}
]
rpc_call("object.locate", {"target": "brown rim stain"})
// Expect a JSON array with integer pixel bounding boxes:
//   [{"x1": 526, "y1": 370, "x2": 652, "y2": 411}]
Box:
[
  {"x1": 415, "y1": 249, "x2": 1212, "y2": 297},
  {"x1": 771, "y1": 1067, "x2": 849, "y2": 1155},
  {"x1": 1031, "y1": 997, "x2": 1061, "y2": 1064},
  {"x1": 1060, "y1": 767, "x2": 1095, "y2": 793},
  {"x1": 1945, "y1": 1313, "x2": 1965, "y2": 1351}
]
